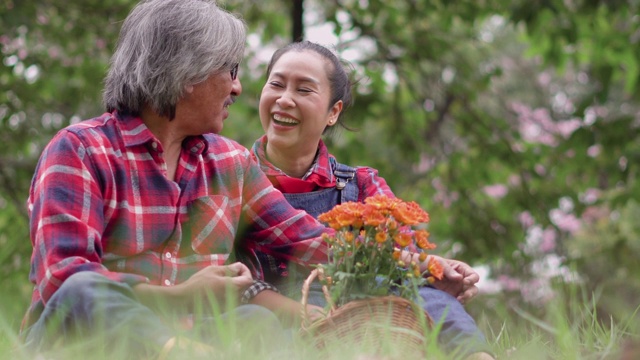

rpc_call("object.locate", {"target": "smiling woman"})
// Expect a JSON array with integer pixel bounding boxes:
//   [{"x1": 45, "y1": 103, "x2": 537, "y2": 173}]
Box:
[{"x1": 245, "y1": 41, "x2": 495, "y2": 360}]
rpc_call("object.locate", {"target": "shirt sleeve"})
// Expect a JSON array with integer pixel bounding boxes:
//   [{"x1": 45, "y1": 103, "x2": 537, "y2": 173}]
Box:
[
  {"x1": 355, "y1": 167, "x2": 396, "y2": 201},
  {"x1": 28, "y1": 131, "x2": 148, "y2": 305},
  {"x1": 240, "y1": 280, "x2": 280, "y2": 304},
  {"x1": 238, "y1": 154, "x2": 330, "y2": 271}
]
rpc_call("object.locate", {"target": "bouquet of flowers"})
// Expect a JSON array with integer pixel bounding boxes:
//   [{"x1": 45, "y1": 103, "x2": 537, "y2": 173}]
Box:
[
  {"x1": 315, "y1": 194, "x2": 443, "y2": 307},
  {"x1": 300, "y1": 195, "x2": 444, "y2": 354}
]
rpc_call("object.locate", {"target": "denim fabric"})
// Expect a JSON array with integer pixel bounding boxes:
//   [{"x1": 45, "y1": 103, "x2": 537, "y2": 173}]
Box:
[
  {"x1": 22, "y1": 272, "x2": 286, "y2": 357},
  {"x1": 282, "y1": 162, "x2": 359, "y2": 218},
  {"x1": 417, "y1": 286, "x2": 490, "y2": 355},
  {"x1": 23, "y1": 272, "x2": 174, "y2": 357}
]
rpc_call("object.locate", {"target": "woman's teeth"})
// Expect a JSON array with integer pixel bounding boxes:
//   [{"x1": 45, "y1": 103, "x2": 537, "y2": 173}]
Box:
[{"x1": 273, "y1": 114, "x2": 298, "y2": 125}]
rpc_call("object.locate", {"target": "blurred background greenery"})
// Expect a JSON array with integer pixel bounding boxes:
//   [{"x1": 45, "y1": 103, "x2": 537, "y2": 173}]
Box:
[{"x1": 1, "y1": 0, "x2": 639, "y2": 356}]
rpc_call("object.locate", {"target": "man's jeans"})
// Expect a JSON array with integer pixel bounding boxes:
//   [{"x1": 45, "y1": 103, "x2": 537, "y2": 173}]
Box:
[{"x1": 22, "y1": 272, "x2": 284, "y2": 357}]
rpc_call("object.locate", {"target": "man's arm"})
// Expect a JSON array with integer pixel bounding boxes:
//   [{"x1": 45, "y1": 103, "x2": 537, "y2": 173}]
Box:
[{"x1": 28, "y1": 131, "x2": 148, "y2": 305}]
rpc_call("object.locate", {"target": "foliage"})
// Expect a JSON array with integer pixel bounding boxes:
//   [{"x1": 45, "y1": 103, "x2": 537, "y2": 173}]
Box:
[{"x1": 316, "y1": 194, "x2": 441, "y2": 306}]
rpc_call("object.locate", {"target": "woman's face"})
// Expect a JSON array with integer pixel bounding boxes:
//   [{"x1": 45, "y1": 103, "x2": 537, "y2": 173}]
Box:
[{"x1": 259, "y1": 50, "x2": 342, "y2": 154}]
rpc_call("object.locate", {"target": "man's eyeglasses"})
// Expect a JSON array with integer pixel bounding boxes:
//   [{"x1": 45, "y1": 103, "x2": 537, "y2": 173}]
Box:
[{"x1": 230, "y1": 63, "x2": 239, "y2": 80}]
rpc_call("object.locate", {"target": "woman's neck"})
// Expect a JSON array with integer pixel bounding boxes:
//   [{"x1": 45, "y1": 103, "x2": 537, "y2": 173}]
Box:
[{"x1": 265, "y1": 141, "x2": 317, "y2": 179}]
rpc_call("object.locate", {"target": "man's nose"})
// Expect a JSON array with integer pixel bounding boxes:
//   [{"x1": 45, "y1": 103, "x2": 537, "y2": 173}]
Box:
[{"x1": 231, "y1": 77, "x2": 242, "y2": 97}]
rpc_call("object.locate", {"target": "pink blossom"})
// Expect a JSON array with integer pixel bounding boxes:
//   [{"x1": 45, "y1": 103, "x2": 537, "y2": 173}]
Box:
[
  {"x1": 508, "y1": 174, "x2": 521, "y2": 186},
  {"x1": 556, "y1": 118, "x2": 581, "y2": 138},
  {"x1": 518, "y1": 211, "x2": 535, "y2": 228},
  {"x1": 497, "y1": 275, "x2": 521, "y2": 292},
  {"x1": 587, "y1": 144, "x2": 601, "y2": 157},
  {"x1": 549, "y1": 209, "x2": 581, "y2": 234},
  {"x1": 579, "y1": 188, "x2": 601, "y2": 204},
  {"x1": 431, "y1": 178, "x2": 459, "y2": 209},
  {"x1": 511, "y1": 102, "x2": 582, "y2": 146},
  {"x1": 539, "y1": 228, "x2": 557, "y2": 253},
  {"x1": 483, "y1": 184, "x2": 508, "y2": 199}
]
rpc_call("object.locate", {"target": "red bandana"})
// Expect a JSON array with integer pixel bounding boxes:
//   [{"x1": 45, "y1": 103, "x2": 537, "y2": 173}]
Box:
[
  {"x1": 251, "y1": 135, "x2": 335, "y2": 194},
  {"x1": 270, "y1": 172, "x2": 333, "y2": 193}
]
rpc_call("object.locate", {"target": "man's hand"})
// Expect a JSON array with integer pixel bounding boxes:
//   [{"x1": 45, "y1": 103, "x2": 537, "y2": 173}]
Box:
[
  {"x1": 174, "y1": 262, "x2": 254, "y2": 308},
  {"x1": 133, "y1": 262, "x2": 253, "y2": 314},
  {"x1": 427, "y1": 256, "x2": 479, "y2": 304}
]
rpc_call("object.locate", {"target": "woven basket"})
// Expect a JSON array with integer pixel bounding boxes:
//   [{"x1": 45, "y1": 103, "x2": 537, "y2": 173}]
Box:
[{"x1": 300, "y1": 269, "x2": 433, "y2": 357}]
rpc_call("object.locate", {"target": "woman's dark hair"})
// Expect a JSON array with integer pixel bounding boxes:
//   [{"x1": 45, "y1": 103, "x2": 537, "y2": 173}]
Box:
[{"x1": 265, "y1": 41, "x2": 355, "y2": 135}]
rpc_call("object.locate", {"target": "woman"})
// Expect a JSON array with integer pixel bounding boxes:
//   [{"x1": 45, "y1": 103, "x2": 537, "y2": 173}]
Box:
[{"x1": 248, "y1": 41, "x2": 494, "y2": 359}]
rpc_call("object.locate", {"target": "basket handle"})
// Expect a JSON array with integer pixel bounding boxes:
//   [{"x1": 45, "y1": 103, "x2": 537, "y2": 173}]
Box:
[{"x1": 300, "y1": 268, "x2": 335, "y2": 329}]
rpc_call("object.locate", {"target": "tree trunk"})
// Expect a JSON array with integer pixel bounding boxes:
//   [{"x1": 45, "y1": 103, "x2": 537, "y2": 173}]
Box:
[{"x1": 292, "y1": 0, "x2": 304, "y2": 42}]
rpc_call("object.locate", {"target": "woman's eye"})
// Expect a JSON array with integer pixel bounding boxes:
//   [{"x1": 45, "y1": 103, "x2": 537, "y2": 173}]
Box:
[
  {"x1": 269, "y1": 81, "x2": 284, "y2": 88},
  {"x1": 298, "y1": 88, "x2": 312, "y2": 93}
]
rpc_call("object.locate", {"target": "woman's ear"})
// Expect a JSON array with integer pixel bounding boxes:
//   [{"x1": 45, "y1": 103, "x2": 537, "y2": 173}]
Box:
[{"x1": 327, "y1": 100, "x2": 343, "y2": 126}]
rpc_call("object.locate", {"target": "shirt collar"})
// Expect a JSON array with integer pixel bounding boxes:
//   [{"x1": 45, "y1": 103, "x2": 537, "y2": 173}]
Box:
[
  {"x1": 251, "y1": 135, "x2": 336, "y2": 184},
  {"x1": 114, "y1": 111, "x2": 207, "y2": 155}
]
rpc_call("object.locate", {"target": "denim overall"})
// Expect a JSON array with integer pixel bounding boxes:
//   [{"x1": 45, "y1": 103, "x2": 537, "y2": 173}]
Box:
[
  {"x1": 266, "y1": 161, "x2": 490, "y2": 355},
  {"x1": 258, "y1": 162, "x2": 358, "y2": 306}
]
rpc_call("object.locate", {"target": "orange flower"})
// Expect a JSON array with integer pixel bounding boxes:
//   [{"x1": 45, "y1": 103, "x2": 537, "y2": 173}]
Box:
[
  {"x1": 427, "y1": 257, "x2": 444, "y2": 281},
  {"x1": 415, "y1": 229, "x2": 436, "y2": 250},
  {"x1": 418, "y1": 252, "x2": 427, "y2": 262},
  {"x1": 392, "y1": 248, "x2": 401, "y2": 260},
  {"x1": 391, "y1": 201, "x2": 430, "y2": 225},
  {"x1": 413, "y1": 265, "x2": 421, "y2": 278},
  {"x1": 364, "y1": 194, "x2": 402, "y2": 214},
  {"x1": 393, "y1": 232, "x2": 412, "y2": 247},
  {"x1": 375, "y1": 231, "x2": 388, "y2": 243},
  {"x1": 362, "y1": 207, "x2": 386, "y2": 227},
  {"x1": 343, "y1": 231, "x2": 354, "y2": 243}
]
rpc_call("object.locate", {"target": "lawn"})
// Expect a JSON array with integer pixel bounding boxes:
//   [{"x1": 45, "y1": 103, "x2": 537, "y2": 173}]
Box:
[{"x1": 1, "y1": 279, "x2": 637, "y2": 359}]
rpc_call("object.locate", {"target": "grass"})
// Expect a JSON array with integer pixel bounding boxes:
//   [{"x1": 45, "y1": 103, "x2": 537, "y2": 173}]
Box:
[{"x1": 1, "y1": 281, "x2": 638, "y2": 360}]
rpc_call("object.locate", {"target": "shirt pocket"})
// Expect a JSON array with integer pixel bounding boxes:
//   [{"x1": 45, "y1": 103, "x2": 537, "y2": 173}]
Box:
[{"x1": 186, "y1": 195, "x2": 236, "y2": 255}]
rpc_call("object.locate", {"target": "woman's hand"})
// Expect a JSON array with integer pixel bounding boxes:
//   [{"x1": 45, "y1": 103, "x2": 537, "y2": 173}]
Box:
[{"x1": 429, "y1": 256, "x2": 479, "y2": 303}]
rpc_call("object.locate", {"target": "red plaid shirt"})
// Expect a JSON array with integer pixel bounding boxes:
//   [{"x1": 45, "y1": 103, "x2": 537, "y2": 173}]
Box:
[
  {"x1": 26, "y1": 112, "x2": 328, "y2": 318},
  {"x1": 251, "y1": 135, "x2": 395, "y2": 200}
]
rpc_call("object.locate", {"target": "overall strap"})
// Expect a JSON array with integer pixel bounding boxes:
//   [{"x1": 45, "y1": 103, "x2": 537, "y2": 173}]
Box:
[{"x1": 332, "y1": 161, "x2": 359, "y2": 204}]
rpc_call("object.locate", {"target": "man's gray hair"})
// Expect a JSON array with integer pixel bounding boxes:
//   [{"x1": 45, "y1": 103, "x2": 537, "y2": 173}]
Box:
[{"x1": 103, "y1": 0, "x2": 246, "y2": 119}]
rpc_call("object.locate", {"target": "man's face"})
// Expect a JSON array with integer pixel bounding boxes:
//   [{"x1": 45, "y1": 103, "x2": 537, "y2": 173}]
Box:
[{"x1": 176, "y1": 67, "x2": 242, "y2": 135}]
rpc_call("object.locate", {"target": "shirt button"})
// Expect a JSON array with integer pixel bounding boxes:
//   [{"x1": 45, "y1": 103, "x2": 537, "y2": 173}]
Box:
[
  {"x1": 165, "y1": 252, "x2": 172, "y2": 259},
  {"x1": 151, "y1": 142, "x2": 158, "y2": 150},
  {"x1": 191, "y1": 146, "x2": 199, "y2": 153},
  {"x1": 164, "y1": 279, "x2": 171, "y2": 286}
]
